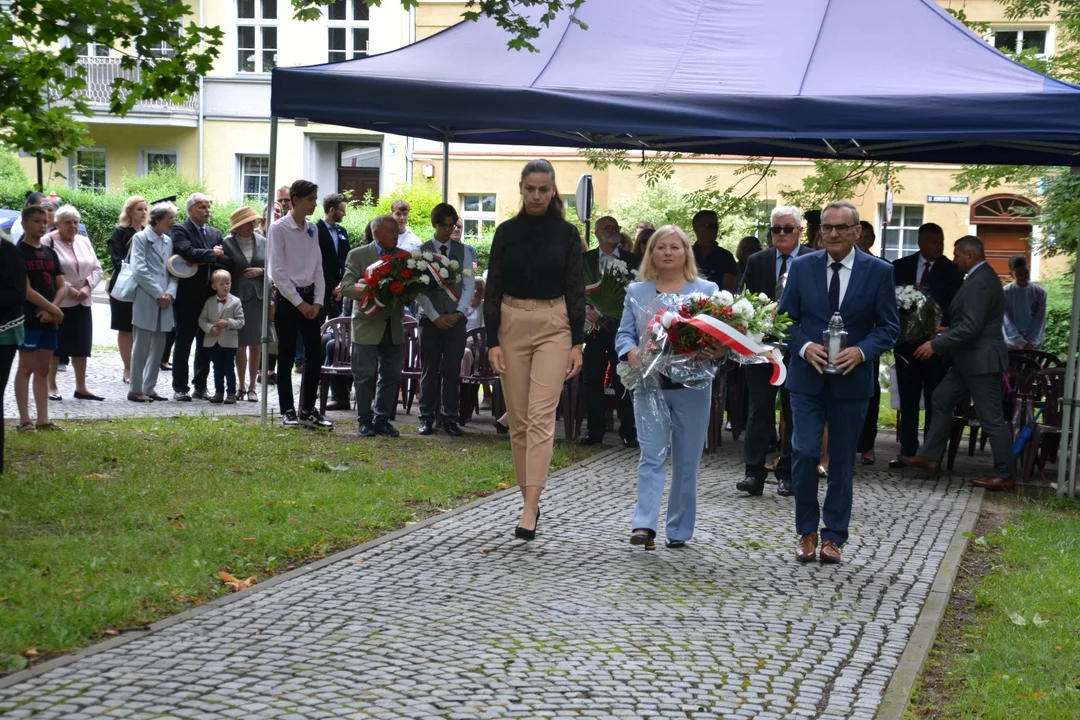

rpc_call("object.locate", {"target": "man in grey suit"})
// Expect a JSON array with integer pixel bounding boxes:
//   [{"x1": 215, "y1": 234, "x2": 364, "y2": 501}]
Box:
[
  {"x1": 340, "y1": 215, "x2": 406, "y2": 438},
  {"x1": 900, "y1": 236, "x2": 1015, "y2": 490},
  {"x1": 416, "y1": 203, "x2": 477, "y2": 437}
]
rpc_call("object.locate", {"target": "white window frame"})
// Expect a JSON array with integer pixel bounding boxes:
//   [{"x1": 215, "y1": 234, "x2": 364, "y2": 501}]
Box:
[
  {"x1": 989, "y1": 26, "x2": 1051, "y2": 58},
  {"x1": 71, "y1": 148, "x2": 108, "y2": 192},
  {"x1": 138, "y1": 147, "x2": 179, "y2": 176},
  {"x1": 878, "y1": 203, "x2": 924, "y2": 262},
  {"x1": 460, "y1": 193, "x2": 497, "y2": 239},
  {"x1": 236, "y1": 0, "x2": 278, "y2": 74},
  {"x1": 237, "y1": 154, "x2": 270, "y2": 202},
  {"x1": 326, "y1": 0, "x2": 371, "y2": 62}
]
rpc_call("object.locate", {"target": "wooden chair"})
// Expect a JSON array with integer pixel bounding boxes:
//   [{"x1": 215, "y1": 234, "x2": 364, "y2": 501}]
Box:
[
  {"x1": 317, "y1": 318, "x2": 353, "y2": 414},
  {"x1": 399, "y1": 317, "x2": 422, "y2": 414},
  {"x1": 1011, "y1": 349, "x2": 1063, "y2": 370},
  {"x1": 458, "y1": 328, "x2": 504, "y2": 423},
  {"x1": 1020, "y1": 368, "x2": 1066, "y2": 484}
]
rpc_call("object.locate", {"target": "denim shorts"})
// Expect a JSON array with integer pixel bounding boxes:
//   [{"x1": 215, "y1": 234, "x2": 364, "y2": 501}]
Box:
[{"x1": 19, "y1": 328, "x2": 59, "y2": 352}]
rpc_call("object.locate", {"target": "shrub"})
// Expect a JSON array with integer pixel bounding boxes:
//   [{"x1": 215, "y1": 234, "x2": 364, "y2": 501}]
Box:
[{"x1": 1042, "y1": 272, "x2": 1073, "y2": 358}]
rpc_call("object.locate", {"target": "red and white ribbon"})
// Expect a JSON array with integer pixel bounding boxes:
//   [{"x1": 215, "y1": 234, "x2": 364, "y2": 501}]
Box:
[
  {"x1": 416, "y1": 252, "x2": 460, "y2": 303},
  {"x1": 676, "y1": 314, "x2": 787, "y2": 386},
  {"x1": 356, "y1": 258, "x2": 390, "y2": 316}
]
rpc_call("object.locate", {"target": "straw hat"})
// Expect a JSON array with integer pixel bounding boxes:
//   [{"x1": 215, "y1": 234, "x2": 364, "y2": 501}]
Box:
[
  {"x1": 229, "y1": 206, "x2": 262, "y2": 233},
  {"x1": 167, "y1": 255, "x2": 197, "y2": 279}
]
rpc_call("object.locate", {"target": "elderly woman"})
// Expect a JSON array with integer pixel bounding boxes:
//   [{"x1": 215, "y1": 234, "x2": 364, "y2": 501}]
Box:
[
  {"x1": 220, "y1": 206, "x2": 267, "y2": 402},
  {"x1": 616, "y1": 225, "x2": 720, "y2": 550},
  {"x1": 45, "y1": 204, "x2": 104, "y2": 401},
  {"x1": 108, "y1": 196, "x2": 149, "y2": 383},
  {"x1": 128, "y1": 202, "x2": 179, "y2": 402}
]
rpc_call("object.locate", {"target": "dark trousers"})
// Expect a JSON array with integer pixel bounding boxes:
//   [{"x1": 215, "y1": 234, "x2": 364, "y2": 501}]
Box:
[
  {"x1": 791, "y1": 386, "x2": 869, "y2": 546},
  {"x1": 919, "y1": 369, "x2": 1015, "y2": 480},
  {"x1": 744, "y1": 363, "x2": 793, "y2": 480},
  {"x1": 208, "y1": 345, "x2": 238, "y2": 395},
  {"x1": 895, "y1": 347, "x2": 947, "y2": 456},
  {"x1": 352, "y1": 321, "x2": 404, "y2": 426},
  {"x1": 583, "y1": 325, "x2": 636, "y2": 440},
  {"x1": 858, "y1": 361, "x2": 881, "y2": 454},
  {"x1": 161, "y1": 329, "x2": 175, "y2": 366},
  {"x1": 273, "y1": 288, "x2": 324, "y2": 415},
  {"x1": 0, "y1": 343, "x2": 16, "y2": 474},
  {"x1": 418, "y1": 317, "x2": 468, "y2": 422},
  {"x1": 172, "y1": 304, "x2": 210, "y2": 393},
  {"x1": 322, "y1": 335, "x2": 351, "y2": 401}
]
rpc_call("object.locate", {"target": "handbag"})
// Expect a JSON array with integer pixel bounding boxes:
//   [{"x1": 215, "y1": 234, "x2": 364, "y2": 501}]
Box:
[{"x1": 109, "y1": 234, "x2": 138, "y2": 303}]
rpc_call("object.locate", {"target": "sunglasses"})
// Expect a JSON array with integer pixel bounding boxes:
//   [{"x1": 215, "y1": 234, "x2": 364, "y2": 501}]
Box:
[{"x1": 770, "y1": 225, "x2": 799, "y2": 235}]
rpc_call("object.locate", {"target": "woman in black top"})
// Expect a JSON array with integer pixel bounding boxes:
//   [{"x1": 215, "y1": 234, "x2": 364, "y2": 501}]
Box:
[
  {"x1": 484, "y1": 159, "x2": 586, "y2": 540},
  {"x1": 0, "y1": 237, "x2": 28, "y2": 473},
  {"x1": 108, "y1": 196, "x2": 148, "y2": 383}
]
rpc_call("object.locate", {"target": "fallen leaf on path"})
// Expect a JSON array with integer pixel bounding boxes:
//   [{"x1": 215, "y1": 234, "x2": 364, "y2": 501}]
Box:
[
  {"x1": 481, "y1": 549, "x2": 493, "y2": 554},
  {"x1": 103, "y1": 630, "x2": 119, "y2": 637},
  {"x1": 496, "y1": 483, "x2": 511, "y2": 490},
  {"x1": 218, "y1": 571, "x2": 256, "y2": 592},
  {"x1": 24, "y1": 647, "x2": 39, "y2": 659}
]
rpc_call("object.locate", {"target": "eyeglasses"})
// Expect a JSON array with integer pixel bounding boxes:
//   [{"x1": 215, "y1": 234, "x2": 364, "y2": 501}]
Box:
[
  {"x1": 599, "y1": 224, "x2": 620, "y2": 233},
  {"x1": 770, "y1": 225, "x2": 799, "y2": 235},
  {"x1": 821, "y1": 224, "x2": 859, "y2": 234}
]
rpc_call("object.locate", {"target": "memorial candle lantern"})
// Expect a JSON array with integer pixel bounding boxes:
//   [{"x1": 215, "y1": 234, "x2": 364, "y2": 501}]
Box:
[{"x1": 823, "y1": 312, "x2": 847, "y2": 375}]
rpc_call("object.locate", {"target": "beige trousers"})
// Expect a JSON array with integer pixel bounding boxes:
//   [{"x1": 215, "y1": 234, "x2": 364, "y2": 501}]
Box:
[{"x1": 499, "y1": 296, "x2": 572, "y2": 489}]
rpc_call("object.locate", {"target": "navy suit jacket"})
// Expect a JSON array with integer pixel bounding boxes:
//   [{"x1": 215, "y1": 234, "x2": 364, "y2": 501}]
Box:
[
  {"x1": 778, "y1": 248, "x2": 900, "y2": 400},
  {"x1": 316, "y1": 219, "x2": 350, "y2": 305}
]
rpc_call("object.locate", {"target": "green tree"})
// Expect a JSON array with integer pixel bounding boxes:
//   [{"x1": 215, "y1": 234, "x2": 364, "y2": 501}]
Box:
[{"x1": 1, "y1": 0, "x2": 586, "y2": 180}]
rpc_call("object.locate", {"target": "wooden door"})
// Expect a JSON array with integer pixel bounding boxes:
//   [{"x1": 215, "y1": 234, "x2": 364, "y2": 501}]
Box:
[
  {"x1": 976, "y1": 225, "x2": 1030, "y2": 279},
  {"x1": 338, "y1": 167, "x2": 380, "y2": 204}
]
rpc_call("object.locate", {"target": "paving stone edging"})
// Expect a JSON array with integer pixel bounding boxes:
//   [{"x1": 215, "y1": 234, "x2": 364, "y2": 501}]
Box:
[
  {"x1": 875, "y1": 485, "x2": 986, "y2": 720},
  {"x1": 0, "y1": 445, "x2": 624, "y2": 691}
]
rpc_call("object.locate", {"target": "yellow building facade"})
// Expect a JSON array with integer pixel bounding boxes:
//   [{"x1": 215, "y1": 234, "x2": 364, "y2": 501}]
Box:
[{"x1": 24, "y1": 0, "x2": 1065, "y2": 278}]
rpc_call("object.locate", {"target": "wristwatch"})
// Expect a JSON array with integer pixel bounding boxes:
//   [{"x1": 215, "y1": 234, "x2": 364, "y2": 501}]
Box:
[{"x1": 573, "y1": 343, "x2": 584, "y2": 351}]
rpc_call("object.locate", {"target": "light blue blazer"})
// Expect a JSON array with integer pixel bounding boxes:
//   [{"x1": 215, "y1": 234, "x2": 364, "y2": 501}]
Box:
[
  {"x1": 131, "y1": 227, "x2": 179, "y2": 333},
  {"x1": 615, "y1": 278, "x2": 720, "y2": 360}
]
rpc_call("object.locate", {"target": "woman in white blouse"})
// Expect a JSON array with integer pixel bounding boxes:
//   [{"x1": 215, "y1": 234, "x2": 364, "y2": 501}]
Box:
[
  {"x1": 45, "y1": 204, "x2": 104, "y2": 401},
  {"x1": 220, "y1": 206, "x2": 267, "y2": 402}
]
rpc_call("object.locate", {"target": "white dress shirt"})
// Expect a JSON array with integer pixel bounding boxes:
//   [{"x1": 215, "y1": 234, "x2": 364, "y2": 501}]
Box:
[
  {"x1": 800, "y1": 246, "x2": 862, "y2": 361},
  {"x1": 267, "y1": 213, "x2": 325, "y2": 308},
  {"x1": 917, "y1": 254, "x2": 935, "y2": 286},
  {"x1": 599, "y1": 246, "x2": 621, "y2": 269},
  {"x1": 397, "y1": 229, "x2": 422, "y2": 253}
]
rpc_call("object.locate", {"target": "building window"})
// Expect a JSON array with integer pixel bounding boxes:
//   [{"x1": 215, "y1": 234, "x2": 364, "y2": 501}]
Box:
[
  {"x1": 239, "y1": 155, "x2": 270, "y2": 202},
  {"x1": 327, "y1": 0, "x2": 370, "y2": 62},
  {"x1": 879, "y1": 203, "x2": 923, "y2": 262},
  {"x1": 73, "y1": 149, "x2": 107, "y2": 191},
  {"x1": 992, "y1": 28, "x2": 1048, "y2": 56},
  {"x1": 73, "y1": 36, "x2": 110, "y2": 57},
  {"x1": 237, "y1": 0, "x2": 277, "y2": 73},
  {"x1": 139, "y1": 148, "x2": 178, "y2": 175},
  {"x1": 461, "y1": 194, "x2": 496, "y2": 238}
]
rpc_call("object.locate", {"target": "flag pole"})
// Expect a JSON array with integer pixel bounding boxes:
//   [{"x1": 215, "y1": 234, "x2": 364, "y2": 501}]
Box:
[{"x1": 879, "y1": 162, "x2": 892, "y2": 257}]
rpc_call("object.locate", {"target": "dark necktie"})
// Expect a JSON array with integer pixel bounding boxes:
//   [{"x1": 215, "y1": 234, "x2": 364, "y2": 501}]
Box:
[
  {"x1": 775, "y1": 254, "x2": 790, "y2": 299},
  {"x1": 919, "y1": 261, "x2": 931, "y2": 288},
  {"x1": 778, "y1": 253, "x2": 789, "y2": 280},
  {"x1": 199, "y1": 227, "x2": 207, "y2": 246},
  {"x1": 439, "y1": 244, "x2": 449, "y2": 257},
  {"x1": 829, "y1": 261, "x2": 843, "y2": 313}
]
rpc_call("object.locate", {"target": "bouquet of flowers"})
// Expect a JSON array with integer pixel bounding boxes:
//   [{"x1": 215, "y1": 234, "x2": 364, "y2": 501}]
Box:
[
  {"x1": 618, "y1": 289, "x2": 792, "y2": 391},
  {"x1": 357, "y1": 248, "x2": 470, "y2": 316},
  {"x1": 895, "y1": 285, "x2": 941, "y2": 344},
  {"x1": 585, "y1": 259, "x2": 637, "y2": 331}
]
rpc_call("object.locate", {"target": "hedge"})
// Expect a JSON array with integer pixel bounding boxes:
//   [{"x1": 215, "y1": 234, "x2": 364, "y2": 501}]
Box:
[
  {"x1": 1042, "y1": 272, "x2": 1073, "y2": 358},
  {"x1": 0, "y1": 161, "x2": 495, "y2": 274}
]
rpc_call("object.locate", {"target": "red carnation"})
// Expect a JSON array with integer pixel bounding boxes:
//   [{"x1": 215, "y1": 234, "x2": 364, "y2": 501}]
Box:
[
  {"x1": 395, "y1": 250, "x2": 411, "y2": 260},
  {"x1": 400, "y1": 268, "x2": 414, "y2": 279},
  {"x1": 389, "y1": 281, "x2": 405, "y2": 295}
]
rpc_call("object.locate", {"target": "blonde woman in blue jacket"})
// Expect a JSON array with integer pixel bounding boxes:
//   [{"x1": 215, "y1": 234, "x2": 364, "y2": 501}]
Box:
[{"x1": 615, "y1": 225, "x2": 721, "y2": 550}]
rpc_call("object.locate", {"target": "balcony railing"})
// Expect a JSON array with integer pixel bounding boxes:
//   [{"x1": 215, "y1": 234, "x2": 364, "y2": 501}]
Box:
[{"x1": 63, "y1": 56, "x2": 198, "y2": 113}]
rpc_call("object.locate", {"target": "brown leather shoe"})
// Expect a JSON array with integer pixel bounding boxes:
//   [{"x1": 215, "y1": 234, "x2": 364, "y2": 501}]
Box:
[
  {"x1": 970, "y1": 475, "x2": 1016, "y2": 491},
  {"x1": 898, "y1": 454, "x2": 940, "y2": 475},
  {"x1": 819, "y1": 538, "x2": 842, "y2": 564},
  {"x1": 796, "y1": 532, "x2": 818, "y2": 562}
]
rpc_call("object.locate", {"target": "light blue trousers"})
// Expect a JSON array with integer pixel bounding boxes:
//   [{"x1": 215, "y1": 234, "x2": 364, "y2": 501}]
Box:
[{"x1": 631, "y1": 386, "x2": 712, "y2": 542}]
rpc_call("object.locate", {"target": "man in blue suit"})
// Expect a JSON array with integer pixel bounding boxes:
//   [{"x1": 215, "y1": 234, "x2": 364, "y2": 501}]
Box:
[{"x1": 778, "y1": 201, "x2": 900, "y2": 564}]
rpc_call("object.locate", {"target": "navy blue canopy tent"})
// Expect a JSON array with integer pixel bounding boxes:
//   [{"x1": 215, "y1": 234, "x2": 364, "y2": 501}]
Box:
[
  {"x1": 263, "y1": 0, "x2": 1080, "y2": 498},
  {"x1": 270, "y1": 0, "x2": 1080, "y2": 166}
]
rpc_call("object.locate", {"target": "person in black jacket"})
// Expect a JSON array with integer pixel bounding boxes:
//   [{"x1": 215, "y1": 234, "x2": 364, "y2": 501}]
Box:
[
  {"x1": 170, "y1": 193, "x2": 225, "y2": 401},
  {"x1": 889, "y1": 223, "x2": 963, "y2": 469},
  {"x1": 1, "y1": 235, "x2": 28, "y2": 473},
  {"x1": 580, "y1": 215, "x2": 640, "y2": 448},
  {"x1": 316, "y1": 193, "x2": 350, "y2": 319},
  {"x1": 736, "y1": 206, "x2": 811, "y2": 498},
  {"x1": 107, "y1": 196, "x2": 148, "y2": 384}
]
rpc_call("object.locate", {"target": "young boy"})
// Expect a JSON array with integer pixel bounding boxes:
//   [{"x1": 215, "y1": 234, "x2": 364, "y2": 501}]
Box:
[
  {"x1": 15, "y1": 205, "x2": 67, "y2": 432},
  {"x1": 198, "y1": 269, "x2": 245, "y2": 404}
]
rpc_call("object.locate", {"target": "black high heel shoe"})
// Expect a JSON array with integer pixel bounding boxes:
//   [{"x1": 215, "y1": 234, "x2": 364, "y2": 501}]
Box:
[
  {"x1": 514, "y1": 508, "x2": 540, "y2": 541},
  {"x1": 494, "y1": 419, "x2": 509, "y2": 434}
]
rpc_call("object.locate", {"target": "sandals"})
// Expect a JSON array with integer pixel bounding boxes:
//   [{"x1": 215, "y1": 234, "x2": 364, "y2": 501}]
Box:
[
  {"x1": 35, "y1": 422, "x2": 63, "y2": 432},
  {"x1": 247, "y1": 390, "x2": 258, "y2": 402},
  {"x1": 630, "y1": 529, "x2": 656, "y2": 551},
  {"x1": 16, "y1": 422, "x2": 35, "y2": 434}
]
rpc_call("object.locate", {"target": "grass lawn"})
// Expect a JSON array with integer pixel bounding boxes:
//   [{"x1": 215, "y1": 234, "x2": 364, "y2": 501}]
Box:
[
  {"x1": 0, "y1": 416, "x2": 598, "y2": 673},
  {"x1": 906, "y1": 492, "x2": 1080, "y2": 719}
]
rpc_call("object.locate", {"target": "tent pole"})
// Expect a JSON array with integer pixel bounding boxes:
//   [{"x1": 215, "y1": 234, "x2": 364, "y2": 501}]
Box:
[
  {"x1": 1056, "y1": 227, "x2": 1080, "y2": 499},
  {"x1": 260, "y1": 115, "x2": 279, "y2": 425},
  {"x1": 441, "y1": 135, "x2": 449, "y2": 202}
]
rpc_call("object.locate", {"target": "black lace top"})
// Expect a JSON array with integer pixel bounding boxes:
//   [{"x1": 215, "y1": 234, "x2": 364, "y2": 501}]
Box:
[{"x1": 484, "y1": 210, "x2": 586, "y2": 347}]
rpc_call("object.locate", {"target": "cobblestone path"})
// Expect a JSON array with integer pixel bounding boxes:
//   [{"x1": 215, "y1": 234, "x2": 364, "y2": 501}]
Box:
[{"x1": 0, "y1": 444, "x2": 971, "y2": 719}]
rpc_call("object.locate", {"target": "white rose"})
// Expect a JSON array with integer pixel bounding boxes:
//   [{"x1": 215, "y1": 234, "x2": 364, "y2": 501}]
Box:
[
  {"x1": 422, "y1": 251, "x2": 434, "y2": 261},
  {"x1": 715, "y1": 290, "x2": 735, "y2": 305},
  {"x1": 406, "y1": 259, "x2": 417, "y2": 269},
  {"x1": 449, "y1": 259, "x2": 459, "y2": 270},
  {"x1": 420, "y1": 275, "x2": 430, "y2": 284},
  {"x1": 758, "y1": 293, "x2": 770, "y2": 303},
  {"x1": 439, "y1": 267, "x2": 449, "y2": 278},
  {"x1": 411, "y1": 250, "x2": 421, "y2": 259},
  {"x1": 732, "y1": 298, "x2": 754, "y2": 319}
]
